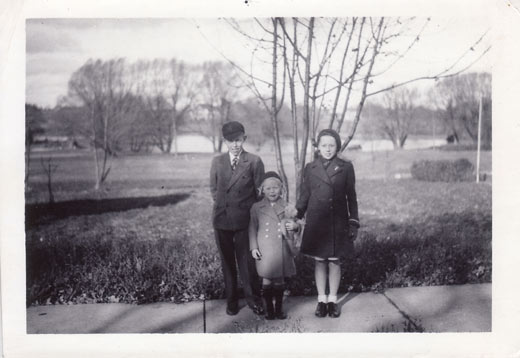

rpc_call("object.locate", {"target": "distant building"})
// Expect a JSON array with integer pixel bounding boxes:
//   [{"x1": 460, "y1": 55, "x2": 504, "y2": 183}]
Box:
[{"x1": 32, "y1": 135, "x2": 89, "y2": 150}]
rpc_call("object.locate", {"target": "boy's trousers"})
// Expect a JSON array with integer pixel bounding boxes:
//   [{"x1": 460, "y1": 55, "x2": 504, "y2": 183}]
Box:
[{"x1": 214, "y1": 228, "x2": 261, "y2": 306}]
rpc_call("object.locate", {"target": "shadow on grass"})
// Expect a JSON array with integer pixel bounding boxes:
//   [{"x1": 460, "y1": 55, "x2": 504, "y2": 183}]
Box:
[{"x1": 25, "y1": 193, "x2": 190, "y2": 227}]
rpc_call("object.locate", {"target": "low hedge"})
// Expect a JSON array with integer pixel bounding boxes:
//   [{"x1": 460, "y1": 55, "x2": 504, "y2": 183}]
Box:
[
  {"x1": 26, "y1": 210, "x2": 491, "y2": 306},
  {"x1": 411, "y1": 158, "x2": 474, "y2": 182}
]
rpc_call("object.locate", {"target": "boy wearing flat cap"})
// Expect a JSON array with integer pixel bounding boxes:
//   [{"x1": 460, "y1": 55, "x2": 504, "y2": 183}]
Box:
[{"x1": 209, "y1": 121, "x2": 265, "y2": 315}]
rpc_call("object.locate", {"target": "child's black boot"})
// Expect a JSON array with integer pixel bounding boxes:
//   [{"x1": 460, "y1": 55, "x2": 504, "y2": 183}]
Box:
[
  {"x1": 274, "y1": 285, "x2": 287, "y2": 320},
  {"x1": 262, "y1": 285, "x2": 275, "y2": 320}
]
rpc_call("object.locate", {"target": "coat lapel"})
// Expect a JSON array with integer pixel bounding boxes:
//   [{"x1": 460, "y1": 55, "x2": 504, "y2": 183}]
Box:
[
  {"x1": 227, "y1": 151, "x2": 250, "y2": 189},
  {"x1": 327, "y1": 157, "x2": 345, "y2": 179},
  {"x1": 221, "y1": 154, "x2": 233, "y2": 183},
  {"x1": 310, "y1": 160, "x2": 332, "y2": 185},
  {"x1": 273, "y1": 199, "x2": 286, "y2": 219}
]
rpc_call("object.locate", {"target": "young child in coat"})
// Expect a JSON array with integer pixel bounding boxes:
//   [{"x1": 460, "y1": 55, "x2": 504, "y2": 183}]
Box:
[
  {"x1": 249, "y1": 171, "x2": 300, "y2": 320},
  {"x1": 296, "y1": 129, "x2": 360, "y2": 318}
]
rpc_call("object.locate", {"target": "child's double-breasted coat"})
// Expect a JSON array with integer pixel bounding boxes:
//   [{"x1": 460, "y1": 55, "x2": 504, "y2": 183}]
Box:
[
  {"x1": 249, "y1": 198, "x2": 296, "y2": 279},
  {"x1": 296, "y1": 156, "x2": 359, "y2": 259},
  {"x1": 209, "y1": 150, "x2": 265, "y2": 306}
]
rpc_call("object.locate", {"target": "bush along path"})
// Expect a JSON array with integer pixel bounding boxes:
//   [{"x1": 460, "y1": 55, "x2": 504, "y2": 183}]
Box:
[{"x1": 25, "y1": 182, "x2": 491, "y2": 307}]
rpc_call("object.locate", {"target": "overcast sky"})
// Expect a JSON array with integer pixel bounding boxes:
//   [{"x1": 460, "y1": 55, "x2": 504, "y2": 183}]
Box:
[{"x1": 26, "y1": 17, "x2": 492, "y2": 108}]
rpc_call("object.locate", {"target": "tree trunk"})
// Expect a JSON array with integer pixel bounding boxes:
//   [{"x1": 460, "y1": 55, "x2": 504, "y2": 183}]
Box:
[
  {"x1": 90, "y1": 107, "x2": 101, "y2": 190},
  {"x1": 270, "y1": 18, "x2": 289, "y2": 200},
  {"x1": 296, "y1": 17, "x2": 315, "y2": 199},
  {"x1": 172, "y1": 119, "x2": 179, "y2": 156},
  {"x1": 341, "y1": 18, "x2": 384, "y2": 152}
]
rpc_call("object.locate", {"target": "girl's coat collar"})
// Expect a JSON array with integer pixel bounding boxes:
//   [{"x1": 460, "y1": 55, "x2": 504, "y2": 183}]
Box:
[
  {"x1": 309, "y1": 156, "x2": 345, "y2": 184},
  {"x1": 258, "y1": 197, "x2": 286, "y2": 220}
]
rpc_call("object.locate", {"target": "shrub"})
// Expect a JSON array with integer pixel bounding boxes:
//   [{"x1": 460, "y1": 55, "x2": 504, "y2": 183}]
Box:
[
  {"x1": 411, "y1": 158, "x2": 474, "y2": 182},
  {"x1": 26, "y1": 209, "x2": 491, "y2": 306}
]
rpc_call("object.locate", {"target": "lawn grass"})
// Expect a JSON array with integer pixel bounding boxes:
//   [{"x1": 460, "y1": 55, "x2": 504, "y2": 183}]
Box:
[
  {"x1": 25, "y1": 147, "x2": 491, "y2": 305},
  {"x1": 26, "y1": 147, "x2": 491, "y2": 203},
  {"x1": 26, "y1": 175, "x2": 491, "y2": 306}
]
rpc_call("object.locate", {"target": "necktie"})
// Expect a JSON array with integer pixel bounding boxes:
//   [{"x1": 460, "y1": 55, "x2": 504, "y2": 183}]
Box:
[{"x1": 232, "y1": 157, "x2": 238, "y2": 171}]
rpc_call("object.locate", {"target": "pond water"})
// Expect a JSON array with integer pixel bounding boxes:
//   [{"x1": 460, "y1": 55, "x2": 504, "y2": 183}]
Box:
[{"x1": 170, "y1": 135, "x2": 448, "y2": 153}]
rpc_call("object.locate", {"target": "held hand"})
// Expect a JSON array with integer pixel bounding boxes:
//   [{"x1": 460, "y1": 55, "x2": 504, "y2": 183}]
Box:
[
  {"x1": 285, "y1": 221, "x2": 298, "y2": 232},
  {"x1": 349, "y1": 226, "x2": 358, "y2": 241},
  {"x1": 251, "y1": 249, "x2": 262, "y2": 260}
]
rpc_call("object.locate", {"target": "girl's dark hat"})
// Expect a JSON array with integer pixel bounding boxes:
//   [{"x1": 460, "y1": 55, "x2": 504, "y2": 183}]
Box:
[
  {"x1": 262, "y1": 171, "x2": 281, "y2": 182},
  {"x1": 222, "y1": 121, "x2": 245, "y2": 141},
  {"x1": 317, "y1": 128, "x2": 341, "y2": 150}
]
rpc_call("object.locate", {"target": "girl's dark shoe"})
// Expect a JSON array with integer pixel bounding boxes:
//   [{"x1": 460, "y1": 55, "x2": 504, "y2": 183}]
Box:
[
  {"x1": 327, "y1": 302, "x2": 340, "y2": 318},
  {"x1": 226, "y1": 302, "x2": 239, "y2": 316},
  {"x1": 262, "y1": 286, "x2": 275, "y2": 320},
  {"x1": 315, "y1": 302, "x2": 328, "y2": 317},
  {"x1": 248, "y1": 302, "x2": 265, "y2": 316},
  {"x1": 274, "y1": 286, "x2": 287, "y2": 320}
]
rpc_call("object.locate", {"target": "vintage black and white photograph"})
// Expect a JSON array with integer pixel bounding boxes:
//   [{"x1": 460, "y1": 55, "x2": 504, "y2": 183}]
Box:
[
  {"x1": 3, "y1": 0, "x2": 520, "y2": 356},
  {"x1": 23, "y1": 15, "x2": 493, "y2": 334}
]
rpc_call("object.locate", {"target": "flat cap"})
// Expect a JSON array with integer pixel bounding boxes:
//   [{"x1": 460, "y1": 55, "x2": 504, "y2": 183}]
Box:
[{"x1": 222, "y1": 121, "x2": 245, "y2": 141}]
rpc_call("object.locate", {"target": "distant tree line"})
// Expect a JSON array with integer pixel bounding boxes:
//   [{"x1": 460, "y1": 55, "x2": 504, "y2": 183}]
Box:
[
  {"x1": 26, "y1": 43, "x2": 490, "y2": 191},
  {"x1": 359, "y1": 72, "x2": 491, "y2": 149}
]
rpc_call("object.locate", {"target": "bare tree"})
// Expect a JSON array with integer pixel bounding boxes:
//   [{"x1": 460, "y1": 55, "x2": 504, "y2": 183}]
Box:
[
  {"x1": 167, "y1": 59, "x2": 196, "y2": 155},
  {"x1": 435, "y1": 72, "x2": 491, "y2": 145},
  {"x1": 40, "y1": 156, "x2": 58, "y2": 204},
  {"x1": 428, "y1": 86, "x2": 461, "y2": 143},
  {"x1": 378, "y1": 86, "x2": 418, "y2": 149},
  {"x1": 25, "y1": 103, "x2": 46, "y2": 184},
  {"x1": 204, "y1": 17, "x2": 490, "y2": 197},
  {"x1": 134, "y1": 59, "x2": 196, "y2": 154},
  {"x1": 195, "y1": 61, "x2": 238, "y2": 152},
  {"x1": 67, "y1": 59, "x2": 136, "y2": 189}
]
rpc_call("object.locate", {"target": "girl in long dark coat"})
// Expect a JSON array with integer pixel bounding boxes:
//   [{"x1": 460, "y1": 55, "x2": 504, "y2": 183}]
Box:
[
  {"x1": 250, "y1": 172, "x2": 300, "y2": 320},
  {"x1": 296, "y1": 129, "x2": 360, "y2": 318}
]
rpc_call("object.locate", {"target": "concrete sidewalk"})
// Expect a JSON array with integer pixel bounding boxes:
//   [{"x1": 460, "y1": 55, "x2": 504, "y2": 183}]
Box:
[{"x1": 27, "y1": 283, "x2": 491, "y2": 333}]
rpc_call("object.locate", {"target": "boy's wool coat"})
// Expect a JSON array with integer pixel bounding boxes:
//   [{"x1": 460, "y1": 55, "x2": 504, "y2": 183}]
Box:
[
  {"x1": 210, "y1": 151, "x2": 265, "y2": 230},
  {"x1": 296, "y1": 156, "x2": 359, "y2": 259}
]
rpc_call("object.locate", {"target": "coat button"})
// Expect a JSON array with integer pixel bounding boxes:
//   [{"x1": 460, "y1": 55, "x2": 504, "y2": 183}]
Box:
[
  {"x1": 265, "y1": 229, "x2": 269, "y2": 232},
  {"x1": 266, "y1": 222, "x2": 269, "y2": 225}
]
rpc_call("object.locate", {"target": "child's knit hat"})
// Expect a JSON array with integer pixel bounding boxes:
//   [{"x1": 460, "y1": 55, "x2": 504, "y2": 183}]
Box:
[
  {"x1": 317, "y1": 128, "x2": 342, "y2": 150},
  {"x1": 262, "y1": 171, "x2": 281, "y2": 182}
]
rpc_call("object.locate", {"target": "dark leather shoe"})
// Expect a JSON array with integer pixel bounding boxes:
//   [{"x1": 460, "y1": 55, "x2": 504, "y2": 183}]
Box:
[
  {"x1": 265, "y1": 310, "x2": 276, "y2": 320},
  {"x1": 226, "y1": 303, "x2": 239, "y2": 316},
  {"x1": 248, "y1": 302, "x2": 265, "y2": 316},
  {"x1": 328, "y1": 302, "x2": 340, "y2": 318},
  {"x1": 275, "y1": 310, "x2": 287, "y2": 320},
  {"x1": 315, "y1": 302, "x2": 327, "y2": 318}
]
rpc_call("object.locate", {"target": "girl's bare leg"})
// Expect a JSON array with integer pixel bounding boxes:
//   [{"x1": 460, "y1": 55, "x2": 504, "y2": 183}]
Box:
[
  {"x1": 327, "y1": 260, "x2": 341, "y2": 301},
  {"x1": 315, "y1": 260, "x2": 328, "y2": 299},
  {"x1": 327, "y1": 260, "x2": 342, "y2": 317}
]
